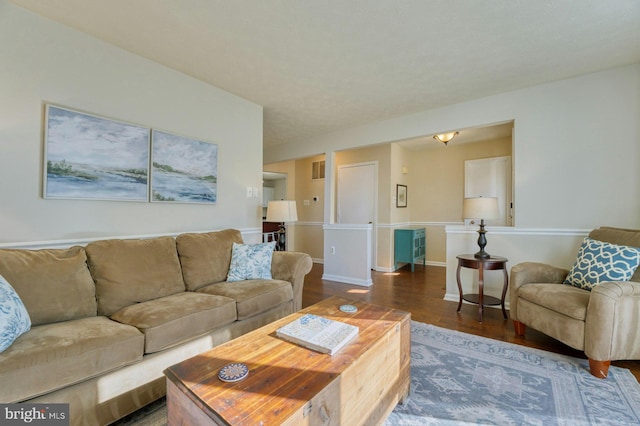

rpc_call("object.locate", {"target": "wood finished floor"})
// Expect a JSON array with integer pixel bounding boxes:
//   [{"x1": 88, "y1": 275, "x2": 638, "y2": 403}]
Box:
[{"x1": 302, "y1": 263, "x2": 640, "y2": 382}]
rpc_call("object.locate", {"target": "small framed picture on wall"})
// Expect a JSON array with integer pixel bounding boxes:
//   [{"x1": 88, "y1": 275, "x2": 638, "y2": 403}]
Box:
[{"x1": 396, "y1": 184, "x2": 407, "y2": 208}]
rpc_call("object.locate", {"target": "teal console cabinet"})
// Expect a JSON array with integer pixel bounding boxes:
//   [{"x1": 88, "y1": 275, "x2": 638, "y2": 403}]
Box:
[{"x1": 394, "y1": 228, "x2": 426, "y2": 272}]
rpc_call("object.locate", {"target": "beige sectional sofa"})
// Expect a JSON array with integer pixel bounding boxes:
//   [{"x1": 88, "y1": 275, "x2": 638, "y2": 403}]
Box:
[{"x1": 0, "y1": 229, "x2": 312, "y2": 425}]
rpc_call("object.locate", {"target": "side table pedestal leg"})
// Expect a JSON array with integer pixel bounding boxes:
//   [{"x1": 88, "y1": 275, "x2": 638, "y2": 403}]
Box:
[
  {"x1": 456, "y1": 263, "x2": 463, "y2": 312},
  {"x1": 501, "y1": 268, "x2": 509, "y2": 319},
  {"x1": 478, "y1": 265, "x2": 484, "y2": 323}
]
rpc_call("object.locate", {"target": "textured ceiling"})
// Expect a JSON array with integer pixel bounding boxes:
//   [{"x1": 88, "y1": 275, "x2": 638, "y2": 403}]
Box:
[{"x1": 9, "y1": 1, "x2": 640, "y2": 148}]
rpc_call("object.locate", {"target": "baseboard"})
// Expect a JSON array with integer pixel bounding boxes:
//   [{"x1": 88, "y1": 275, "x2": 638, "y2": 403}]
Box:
[
  {"x1": 321, "y1": 274, "x2": 373, "y2": 287},
  {"x1": 374, "y1": 260, "x2": 445, "y2": 272}
]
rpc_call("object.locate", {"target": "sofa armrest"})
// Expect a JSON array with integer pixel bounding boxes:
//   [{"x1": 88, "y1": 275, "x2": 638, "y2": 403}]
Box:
[
  {"x1": 509, "y1": 262, "x2": 569, "y2": 321},
  {"x1": 585, "y1": 280, "x2": 640, "y2": 361},
  {"x1": 271, "y1": 251, "x2": 313, "y2": 312}
]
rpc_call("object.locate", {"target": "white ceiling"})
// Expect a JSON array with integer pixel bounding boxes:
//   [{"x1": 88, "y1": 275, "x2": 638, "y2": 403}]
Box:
[{"x1": 9, "y1": 1, "x2": 640, "y2": 149}]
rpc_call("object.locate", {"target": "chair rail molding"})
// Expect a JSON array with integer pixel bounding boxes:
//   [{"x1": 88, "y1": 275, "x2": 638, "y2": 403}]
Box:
[
  {"x1": 446, "y1": 225, "x2": 591, "y2": 236},
  {"x1": 0, "y1": 227, "x2": 262, "y2": 250}
]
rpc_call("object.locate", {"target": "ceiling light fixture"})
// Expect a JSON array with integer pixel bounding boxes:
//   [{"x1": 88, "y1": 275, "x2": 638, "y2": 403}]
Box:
[{"x1": 433, "y1": 131, "x2": 459, "y2": 145}]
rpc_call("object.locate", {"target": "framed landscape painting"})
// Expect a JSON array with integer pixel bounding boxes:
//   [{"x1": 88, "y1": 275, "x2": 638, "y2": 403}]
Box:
[
  {"x1": 44, "y1": 105, "x2": 150, "y2": 201},
  {"x1": 150, "y1": 131, "x2": 218, "y2": 204}
]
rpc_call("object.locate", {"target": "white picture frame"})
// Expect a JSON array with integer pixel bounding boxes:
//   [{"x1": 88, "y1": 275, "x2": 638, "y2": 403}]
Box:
[
  {"x1": 150, "y1": 130, "x2": 218, "y2": 204},
  {"x1": 43, "y1": 105, "x2": 150, "y2": 201}
]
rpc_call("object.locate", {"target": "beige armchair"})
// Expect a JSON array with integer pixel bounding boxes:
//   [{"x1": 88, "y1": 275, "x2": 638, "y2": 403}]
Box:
[{"x1": 510, "y1": 227, "x2": 640, "y2": 378}]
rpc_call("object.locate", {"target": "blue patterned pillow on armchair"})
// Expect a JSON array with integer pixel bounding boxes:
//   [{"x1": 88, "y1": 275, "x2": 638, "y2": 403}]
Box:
[
  {"x1": 226, "y1": 242, "x2": 277, "y2": 282},
  {"x1": 564, "y1": 237, "x2": 640, "y2": 290},
  {"x1": 0, "y1": 274, "x2": 31, "y2": 352}
]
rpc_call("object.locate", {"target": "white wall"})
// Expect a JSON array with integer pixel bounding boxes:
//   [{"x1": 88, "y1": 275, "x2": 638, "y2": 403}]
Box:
[
  {"x1": 323, "y1": 224, "x2": 373, "y2": 286},
  {"x1": 0, "y1": 2, "x2": 264, "y2": 244},
  {"x1": 266, "y1": 64, "x2": 640, "y2": 230}
]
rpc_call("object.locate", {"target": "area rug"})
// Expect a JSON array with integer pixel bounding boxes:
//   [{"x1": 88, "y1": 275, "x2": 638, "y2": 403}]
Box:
[
  {"x1": 115, "y1": 322, "x2": 640, "y2": 425},
  {"x1": 385, "y1": 322, "x2": 640, "y2": 425}
]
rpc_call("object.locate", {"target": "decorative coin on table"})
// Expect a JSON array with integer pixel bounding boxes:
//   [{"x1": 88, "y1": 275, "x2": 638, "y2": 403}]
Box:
[
  {"x1": 340, "y1": 304, "x2": 358, "y2": 313},
  {"x1": 218, "y1": 363, "x2": 249, "y2": 382}
]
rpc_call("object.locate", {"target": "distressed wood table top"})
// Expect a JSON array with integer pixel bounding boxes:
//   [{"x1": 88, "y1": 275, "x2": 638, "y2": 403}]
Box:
[{"x1": 164, "y1": 296, "x2": 411, "y2": 425}]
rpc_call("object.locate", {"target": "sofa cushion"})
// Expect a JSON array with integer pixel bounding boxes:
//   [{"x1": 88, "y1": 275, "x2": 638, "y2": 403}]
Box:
[
  {"x1": 176, "y1": 229, "x2": 243, "y2": 291},
  {"x1": 110, "y1": 292, "x2": 237, "y2": 354},
  {"x1": 518, "y1": 283, "x2": 591, "y2": 321},
  {"x1": 0, "y1": 316, "x2": 143, "y2": 403},
  {"x1": 226, "y1": 242, "x2": 276, "y2": 282},
  {"x1": 564, "y1": 237, "x2": 640, "y2": 290},
  {"x1": 0, "y1": 275, "x2": 31, "y2": 353},
  {"x1": 86, "y1": 237, "x2": 186, "y2": 316},
  {"x1": 197, "y1": 279, "x2": 293, "y2": 320},
  {"x1": 0, "y1": 246, "x2": 97, "y2": 325},
  {"x1": 590, "y1": 227, "x2": 640, "y2": 282}
]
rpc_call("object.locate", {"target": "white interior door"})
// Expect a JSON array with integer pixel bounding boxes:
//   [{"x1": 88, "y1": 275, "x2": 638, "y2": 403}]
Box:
[
  {"x1": 464, "y1": 156, "x2": 512, "y2": 226},
  {"x1": 337, "y1": 162, "x2": 377, "y2": 264}
]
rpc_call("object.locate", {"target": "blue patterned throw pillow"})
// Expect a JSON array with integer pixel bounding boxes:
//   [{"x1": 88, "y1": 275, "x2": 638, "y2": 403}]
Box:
[
  {"x1": 0, "y1": 274, "x2": 31, "y2": 352},
  {"x1": 226, "y1": 242, "x2": 276, "y2": 282},
  {"x1": 564, "y1": 237, "x2": 640, "y2": 291}
]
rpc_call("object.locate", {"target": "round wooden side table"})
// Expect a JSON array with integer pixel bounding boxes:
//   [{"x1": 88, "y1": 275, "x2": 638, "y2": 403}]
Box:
[{"x1": 456, "y1": 254, "x2": 509, "y2": 323}]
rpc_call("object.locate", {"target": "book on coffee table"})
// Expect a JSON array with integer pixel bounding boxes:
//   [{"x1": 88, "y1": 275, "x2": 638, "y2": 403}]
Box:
[{"x1": 276, "y1": 313, "x2": 359, "y2": 355}]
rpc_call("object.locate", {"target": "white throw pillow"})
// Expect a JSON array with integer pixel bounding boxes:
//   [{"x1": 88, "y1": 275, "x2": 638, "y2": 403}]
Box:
[
  {"x1": 226, "y1": 242, "x2": 276, "y2": 282},
  {"x1": 0, "y1": 274, "x2": 31, "y2": 352}
]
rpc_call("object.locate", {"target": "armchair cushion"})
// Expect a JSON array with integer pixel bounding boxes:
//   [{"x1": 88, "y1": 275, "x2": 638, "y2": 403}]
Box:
[
  {"x1": 518, "y1": 283, "x2": 590, "y2": 321},
  {"x1": 563, "y1": 237, "x2": 640, "y2": 291}
]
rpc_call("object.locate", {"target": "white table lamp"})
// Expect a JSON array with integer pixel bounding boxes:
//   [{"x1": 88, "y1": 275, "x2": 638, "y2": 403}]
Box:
[
  {"x1": 266, "y1": 200, "x2": 298, "y2": 251},
  {"x1": 462, "y1": 197, "x2": 499, "y2": 259}
]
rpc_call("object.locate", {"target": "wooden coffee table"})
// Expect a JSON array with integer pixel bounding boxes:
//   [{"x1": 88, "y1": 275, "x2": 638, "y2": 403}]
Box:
[{"x1": 164, "y1": 296, "x2": 411, "y2": 425}]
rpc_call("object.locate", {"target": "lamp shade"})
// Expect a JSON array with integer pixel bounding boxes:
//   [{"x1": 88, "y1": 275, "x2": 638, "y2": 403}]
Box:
[
  {"x1": 266, "y1": 200, "x2": 298, "y2": 223},
  {"x1": 462, "y1": 197, "x2": 499, "y2": 220}
]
